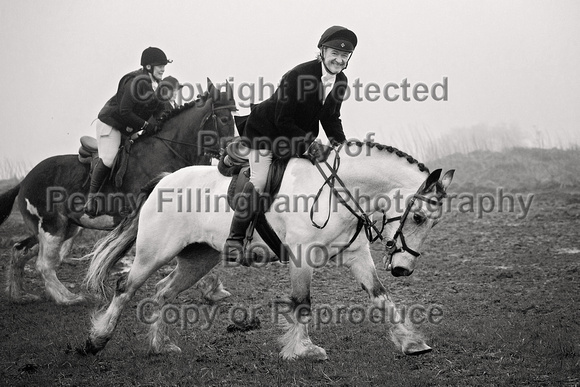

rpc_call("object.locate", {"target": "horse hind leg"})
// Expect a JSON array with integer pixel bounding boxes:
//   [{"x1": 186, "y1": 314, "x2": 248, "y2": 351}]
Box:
[
  {"x1": 59, "y1": 226, "x2": 82, "y2": 264},
  {"x1": 6, "y1": 236, "x2": 40, "y2": 303},
  {"x1": 85, "y1": 237, "x2": 185, "y2": 355},
  {"x1": 84, "y1": 272, "x2": 135, "y2": 355},
  {"x1": 36, "y1": 227, "x2": 85, "y2": 305},
  {"x1": 195, "y1": 272, "x2": 231, "y2": 302},
  {"x1": 147, "y1": 243, "x2": 221, "y2": 355}
]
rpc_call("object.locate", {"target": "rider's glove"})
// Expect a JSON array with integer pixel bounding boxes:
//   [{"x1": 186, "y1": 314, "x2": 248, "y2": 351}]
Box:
[{"x1": 306, "y1": 141, "x2": 331, "y2": 164}]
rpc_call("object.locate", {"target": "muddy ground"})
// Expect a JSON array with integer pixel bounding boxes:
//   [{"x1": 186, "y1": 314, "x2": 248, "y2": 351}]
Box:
[{"x1": 0, "y1": 188, "x2": 578, "y2": 386}]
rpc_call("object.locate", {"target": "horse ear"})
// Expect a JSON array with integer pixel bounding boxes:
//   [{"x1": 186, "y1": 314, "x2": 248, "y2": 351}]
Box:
[
  {"x1": 421, "y1": 169, "x2": 442, "y2": 193},
  {"x1": 225, "y1": 80, "x2": 234, "y2": 101},
  {"x1": 207, "y1": 78, "x2": 218, "y2": 100},
  {"x1": 440, "y1": 170, "x2": 455, "y2": 191}
]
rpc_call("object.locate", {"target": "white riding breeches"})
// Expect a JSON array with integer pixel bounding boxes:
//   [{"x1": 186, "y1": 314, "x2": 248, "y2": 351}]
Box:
[
  {"x1": 248, "y1": 148, "x2": 273, "y2": 194},
  {"x1": 95, "y1": 119, "x2": 121, "y2": 168}
]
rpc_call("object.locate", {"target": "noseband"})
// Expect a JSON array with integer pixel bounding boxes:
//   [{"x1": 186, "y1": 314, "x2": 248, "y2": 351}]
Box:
[
  {"x1": 382, "y1": 193, "x2": 442, "y2": 270},
  {"x1": 311, "y1": 145, "x2": 443, "y2": 267}
]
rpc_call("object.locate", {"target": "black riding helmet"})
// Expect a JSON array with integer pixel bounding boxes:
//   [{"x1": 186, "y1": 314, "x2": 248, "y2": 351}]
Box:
[
  {"x1": 140, "y1": 47, "x2": 172, "y2": 67},
  {"x1": 318, "y1": 26, "x2": 357, "y2": 72},
  {"x1": 317, "y1": 26, "x2": 358, "y2": 53}
]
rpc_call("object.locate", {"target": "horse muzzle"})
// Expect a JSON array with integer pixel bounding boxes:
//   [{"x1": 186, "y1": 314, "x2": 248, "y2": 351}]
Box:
[
  {"x1": 383, "y1": 239, "x2": 418, "y2": 276},
  {"x1": 391, "y1": 266, "x2": 414, "y2": 277}
]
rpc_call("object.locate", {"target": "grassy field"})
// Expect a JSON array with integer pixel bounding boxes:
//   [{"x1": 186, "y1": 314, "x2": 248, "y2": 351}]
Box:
[{"x1": 0, "y1": 148, "x2": 579, "y2": 386}]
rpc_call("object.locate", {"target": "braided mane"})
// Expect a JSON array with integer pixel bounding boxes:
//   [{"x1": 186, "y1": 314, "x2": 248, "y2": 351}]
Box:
[
  {"x1": 345, "y1": 140, "x2": 429, "y2": 174},
  {"x1": 156, "y1": 94, "x2": 211, "y2": 126}
]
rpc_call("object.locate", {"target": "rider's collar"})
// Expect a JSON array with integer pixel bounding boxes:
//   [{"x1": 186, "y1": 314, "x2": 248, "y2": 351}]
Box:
[
  {"x1": 148, "y1": 73, "x2": 159, "y2": 91},
  {"x1": 321, "y1": 61, "x2": 339, "y2": 79}
]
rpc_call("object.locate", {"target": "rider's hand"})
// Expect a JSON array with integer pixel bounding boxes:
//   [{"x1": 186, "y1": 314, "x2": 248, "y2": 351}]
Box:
[
  {"x1": 141, "y1": 122, "x2": 161, "y2": 136},
  {"x1": 306, "y1": 141, "x2": 330, "y2": 164}
]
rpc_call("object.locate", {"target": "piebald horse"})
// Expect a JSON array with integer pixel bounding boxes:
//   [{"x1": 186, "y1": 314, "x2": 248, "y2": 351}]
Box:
[
  {"x1": 0, "y1": 80, "x2": 236, "y2": 305},
  {"x1": 83, "y1": 141, "x2": 454, "y2": 359}
]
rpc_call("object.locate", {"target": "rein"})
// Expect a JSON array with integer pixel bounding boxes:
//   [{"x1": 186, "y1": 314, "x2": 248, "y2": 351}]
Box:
[
  {"x1": 310, "y1": 146, "x2": 442, "y2": 267},
  {"x1": 311, "y1": 147, "x2": 385, "y2": 242}
]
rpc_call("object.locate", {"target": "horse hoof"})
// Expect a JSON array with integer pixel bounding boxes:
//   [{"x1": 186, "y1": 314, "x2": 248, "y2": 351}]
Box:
[
  {"x1": 303, "y1": 345, "x2": 328, "y2": 361},
  {"x1": 284, "y1": 344, "x2": 327, "y2": 361},
  {"x1": 79, "y1": 338, "x2": 104, "y2": 356},
  {"x1": 403, "y1": 342, "x2": 432, "y2": 355},
  {"x1": 204, "y1": 289, "x2": 232, "y2": 302}
]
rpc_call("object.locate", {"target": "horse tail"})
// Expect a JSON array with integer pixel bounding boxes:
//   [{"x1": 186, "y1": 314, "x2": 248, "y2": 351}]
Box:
[
  {"x1": 84, "y1": 172, "x2": 170, "y2": 299},
  {"x1": 0, "y1": 184, "x2": 20, "y2": 226}
]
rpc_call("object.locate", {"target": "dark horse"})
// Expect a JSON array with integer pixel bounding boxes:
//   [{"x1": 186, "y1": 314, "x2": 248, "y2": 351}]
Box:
[{"x1": 0, "y1": 79, "x2": 237, "y2": 304}]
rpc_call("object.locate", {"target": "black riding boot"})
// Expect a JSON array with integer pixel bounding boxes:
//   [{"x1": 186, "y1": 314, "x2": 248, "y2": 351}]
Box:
[
  {"x1": 84, "y1": 158, "x2": 111, "y2": 217},
  {"x1": 224, "y1": 181, "x2": 261, "y2": 266}
]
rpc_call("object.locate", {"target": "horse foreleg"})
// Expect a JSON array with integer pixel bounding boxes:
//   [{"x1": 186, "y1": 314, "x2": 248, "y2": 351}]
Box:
[
  {"x1": 345, "y1": 247, "x2": 432, "y2": 356},
  {"x1": 148, "y1": 244, "x2": 220, "y2": 354},
  {"x1": 36, "y1": 229, "x2": 84, "y2": 305},
  {"x1": 278, "y1": 260, "x2": 327, "y2": 361},
  {"x1": 6, "y1": 236, "x2": 40, "y2": 303}
]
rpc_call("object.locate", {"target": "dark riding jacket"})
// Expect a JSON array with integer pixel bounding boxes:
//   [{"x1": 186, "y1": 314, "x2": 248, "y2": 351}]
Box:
[
  {"x1": 98, "y1": 69, "x2": 168, "y2": 136},
  {"x1": 243, "y1": 59, "x2": 348, "y2": 158}
]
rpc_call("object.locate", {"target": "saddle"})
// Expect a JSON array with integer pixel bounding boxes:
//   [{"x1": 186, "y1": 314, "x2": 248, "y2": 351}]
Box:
[
  {"x1": 218, "y1": 138, "x2": 292, "y2": 263},
  {"x1": 78, "y1": 135, "x2": 132, "y2": 188}
]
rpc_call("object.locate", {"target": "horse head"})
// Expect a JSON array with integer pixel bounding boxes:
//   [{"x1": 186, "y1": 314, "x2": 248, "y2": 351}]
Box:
[
  {"x1": 198, "y1": 78, "x2": 237, "y2": 157},
  {"x1": 385, "y1": 169, "x2": 455, "y2": 277},
  {"x1": 154, "y1": 78, "x2": 237, "y2": 161}
]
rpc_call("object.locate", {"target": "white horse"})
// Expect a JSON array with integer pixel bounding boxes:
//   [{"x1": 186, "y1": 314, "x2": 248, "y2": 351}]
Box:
[{"x1": 83, "y1": 141, "x2": 454, "y2": 360}]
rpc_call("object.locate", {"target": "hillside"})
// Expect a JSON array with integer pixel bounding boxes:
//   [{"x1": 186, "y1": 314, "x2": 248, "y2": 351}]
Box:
[
  {"x1": 1, "y1": 148, "x2": 579, "y2": 195},
  {"x1": 428, "y1": 147, "x2": 580, "y2": 192}
]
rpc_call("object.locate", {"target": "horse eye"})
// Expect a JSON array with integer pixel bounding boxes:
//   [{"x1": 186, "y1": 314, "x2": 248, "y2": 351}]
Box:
[{"x1": 413, "y1": 213, "x2": 425, "y2": 224}]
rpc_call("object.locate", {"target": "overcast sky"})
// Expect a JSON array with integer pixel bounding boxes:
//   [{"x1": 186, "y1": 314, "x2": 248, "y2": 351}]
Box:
[{"x1": 1, "y1": 0, "x2": 579, "y2": 166}]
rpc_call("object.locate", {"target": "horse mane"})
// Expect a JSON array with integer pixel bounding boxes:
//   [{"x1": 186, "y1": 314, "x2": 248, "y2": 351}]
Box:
[
  {"x1": 156, "y1": 93, "x2": 211, "y2": 126},
  {"x1": 345, "y1": 141, "x2": 452, "y2": 195},
  {"x1": 345, "y1": 140, "x2": 430, "y2": 174}
]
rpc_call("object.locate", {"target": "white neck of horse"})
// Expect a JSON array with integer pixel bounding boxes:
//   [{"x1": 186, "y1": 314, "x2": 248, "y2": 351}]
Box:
[{"x1": 335, "y1": 144, "x2": 429, "y2": 214}]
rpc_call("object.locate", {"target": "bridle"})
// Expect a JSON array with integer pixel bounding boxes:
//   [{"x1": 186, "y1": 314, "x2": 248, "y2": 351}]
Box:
[
  {"x1": 311, "y1": 144, "x2": 443, "y2": 268},
  {"x1": 382, "y1": 191, "x2": 442, "y2": 270},
  {"x1": 149, "y1": 98, "x2": 237, "y2": 165}
]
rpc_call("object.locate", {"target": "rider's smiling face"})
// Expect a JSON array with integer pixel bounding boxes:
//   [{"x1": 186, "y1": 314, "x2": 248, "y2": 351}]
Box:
[
  {"x1": 322, "y1": 47, "x2": 351, "y2": 74},
  {"x1": 151, "y1": 65, "x2": 165, "y2": 82}
]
